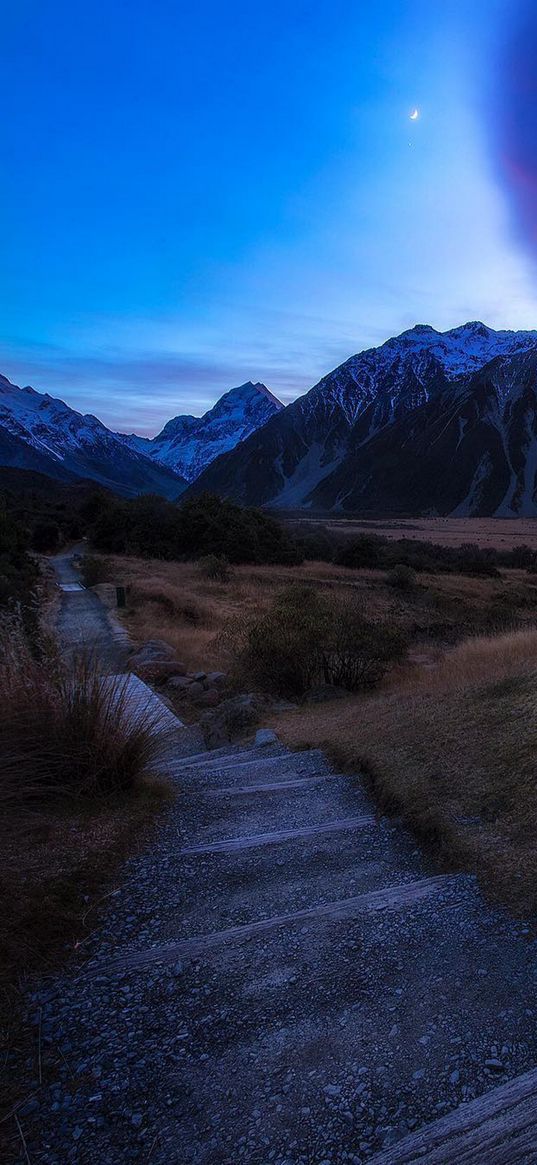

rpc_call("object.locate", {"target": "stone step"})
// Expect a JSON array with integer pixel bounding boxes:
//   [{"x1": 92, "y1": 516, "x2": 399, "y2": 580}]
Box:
[{"x1": 367, "y1": 1065, "x2": 537, "y2": 1164}]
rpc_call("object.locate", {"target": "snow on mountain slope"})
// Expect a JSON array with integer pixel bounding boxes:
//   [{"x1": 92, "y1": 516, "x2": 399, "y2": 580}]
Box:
[
  {"x1": 186, "y1": 323, "x2": 537, "y2": 514},
  {"x1": 120, "y1": 381, "x2": 283, "y2": 481},
  {"x1": 0, "y1": 374, "x2": 187, "y2": 499}
]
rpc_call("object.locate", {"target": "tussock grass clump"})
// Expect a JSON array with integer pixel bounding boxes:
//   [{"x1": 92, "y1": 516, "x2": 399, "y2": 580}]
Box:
[
  {"x1": 0, "y1": 620, "x2": 169, "y2": 804},
  {"x1": 0, "y1": 617, "x2": 174, "y2": 1120},
  {"x1": 406, "y1": 626, "x2": 537, "y2": 695}
]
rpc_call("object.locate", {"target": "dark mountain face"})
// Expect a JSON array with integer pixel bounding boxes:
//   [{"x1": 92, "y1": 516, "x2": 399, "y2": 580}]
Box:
[
  {"x1": 0, "y1": 374, "x2": 187, "y2": 499},
  {"x1": 186, "y1": 324, "x2": 537, "y2": 516},
  {"x1": 308, "y1": 349, "x2": 537, "y2": 516}
]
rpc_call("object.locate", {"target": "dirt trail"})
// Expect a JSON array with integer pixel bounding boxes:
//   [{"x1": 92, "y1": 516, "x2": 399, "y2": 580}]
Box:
[{"x1": 51, "y1": 545, "x2": 129, "y2": 670}]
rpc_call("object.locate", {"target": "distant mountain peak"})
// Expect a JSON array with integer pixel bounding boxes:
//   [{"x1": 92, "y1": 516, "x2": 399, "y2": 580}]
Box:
[
  {"x1": 122, "y1": 379, "x2": 283, "y2": 482},
  {"x1": 0, "y1": 371, "x2": 187, "y2": 499}
]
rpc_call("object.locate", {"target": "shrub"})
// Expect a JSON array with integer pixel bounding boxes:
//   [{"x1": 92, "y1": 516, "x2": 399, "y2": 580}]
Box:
[
  {"x1": 322, "y1": 600, "x2": 407, "y2": 690},
  {"x1": 229, "y1": 586, "x2": 407, "y2": 699},
  {"x1": 90, "y1": 492, "x2": 301, "y2": 565},
  {"x1": 31, "y1": 519, "x2": 61, "y2": 553},
  {"x1": 197, "y1": 554, "x2": 231, "y2": 582},
  {"x1": 0, "y1": 503, "x2": 39, "y2": 638},
  {"x1": 79, "y1": 554, "x2": 109, "y2": 588},
  {"x1": 0, "y1": 620, "x2": 169, "y2": 802},
  {"x1": 386, "y1": 563, "x2": 417, "y2": 590},
  {"x1": 293, "y1": 524, "x2": 337, "y2": 562},
  {"x1": 335, "y1": 534, "x2": 386, "y2": 570}
]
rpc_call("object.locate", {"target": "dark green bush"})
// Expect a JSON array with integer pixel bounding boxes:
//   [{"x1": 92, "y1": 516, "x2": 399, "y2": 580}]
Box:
[
  {"x1": 0, "y1": 504, "x2": 39, "y2": 638},
  {"x1": 386, "y1": 563, "x2": 417, "y2": 590},
  {"x1": 197, "y1": 554, "x2": 232, "y2": 582},
  {"x1": 229, "y1": 586, "x2": 407, "y2": 699},
  {"x1": 79, "y1": 554, "x2": 109, "y2": 588},
  {"x1": 31, "y1": 520, "x2": 61, "y2": 553},
  {"x1": 335, "y1": 534, "x2": 386, "y2": 569},
  {"x1": 90, "y1": 492, "x2": 300, "y2": 566}
]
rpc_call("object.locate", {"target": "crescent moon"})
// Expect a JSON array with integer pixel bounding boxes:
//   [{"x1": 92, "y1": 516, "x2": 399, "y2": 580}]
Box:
[{"x1": 410, "y1": 108, "x2": 419, "y2": 121}]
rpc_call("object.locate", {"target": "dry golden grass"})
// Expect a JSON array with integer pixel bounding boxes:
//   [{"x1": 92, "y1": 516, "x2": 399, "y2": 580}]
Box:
[
  {"x1": 0, "y1": 625, "x2": 174, "y2": 1128},
  {"x1": 272, "y1": 626, "x2": 537, "y2": 913},
  {"x1": 403, "y1": 626, "x2": 537, "y2": 693},
  {"x1": 98, "y1": 553, "x2": 537, "y2": 675},
  {"x1": 88, "y1": 554, "x2": 537, "y2": 911}
]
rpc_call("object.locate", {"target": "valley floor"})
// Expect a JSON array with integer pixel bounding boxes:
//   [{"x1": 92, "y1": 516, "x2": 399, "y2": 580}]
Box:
[{"x1": 287, "y1": 515, "x2": 537, "y2": 551}]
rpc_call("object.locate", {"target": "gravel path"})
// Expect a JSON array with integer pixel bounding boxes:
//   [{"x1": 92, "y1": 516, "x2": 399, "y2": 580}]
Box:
[
  {"x1": 51, "y1": 547, "x2": 129, "y2": 670},
  {"x1": 11, "y1": 718, "x2": 537, "y2": 1164}
]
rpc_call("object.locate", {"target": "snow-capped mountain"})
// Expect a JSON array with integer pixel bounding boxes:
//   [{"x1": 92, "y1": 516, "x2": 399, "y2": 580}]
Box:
[
  {"x1": 120, "y1": 381, "x2": 283, "y2": 481},
  {"x1": 0, "y1": 374, "x2": 187, "y2": 498},
  {"x1": 186, "y1": 323, "x2": 537, "y2": 516}
]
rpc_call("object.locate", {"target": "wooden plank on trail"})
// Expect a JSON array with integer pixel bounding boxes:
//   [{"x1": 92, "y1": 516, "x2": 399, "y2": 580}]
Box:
[
  {"x1": 179, "y1": 814, "x2": 377, "y2": 853},
  {"x1": 367, "y1": 1065, "x2": 537, "y2": 1165},
  {"x1": 83, "y1": 874, "x2": 463, "y2": 977}
]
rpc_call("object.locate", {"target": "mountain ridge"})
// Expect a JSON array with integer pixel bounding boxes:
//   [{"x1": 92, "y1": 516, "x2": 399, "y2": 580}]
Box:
[
  {"x1": 0, "y1": 373, "x2": 187, "y2": 499},
  {"x1": 186, "y1": 322, "x2": 537, "y2": 516},
  {"x1": 6, "y1": 322, "x2": 537, "y2": 515}
]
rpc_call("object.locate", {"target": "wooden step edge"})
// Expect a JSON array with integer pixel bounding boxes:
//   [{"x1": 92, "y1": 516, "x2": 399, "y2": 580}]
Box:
[
  {"x1": 81, "y1": 873, "x2": 465, "y2": 980},
  {"x1": 179, "y1": 814, "x2": 377, "y2": 854},
  {"x1": 179, "y1": 750, "x2": 296, "y2": 772},
  {"x1": 195, "y1": 773, "x2": 348, "y2": 796},
  {"x1": 367, "y1": 1065, "x2": 537, "y2": 1165}
]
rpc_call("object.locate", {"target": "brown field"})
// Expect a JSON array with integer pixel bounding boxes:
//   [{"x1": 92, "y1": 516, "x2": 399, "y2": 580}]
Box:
[
  {"x1": 97, "y1": 553, "x2": 537, "y2": 676},
  {"x1": 289, "y1": 515, "x2": 537, "y2": 551}
]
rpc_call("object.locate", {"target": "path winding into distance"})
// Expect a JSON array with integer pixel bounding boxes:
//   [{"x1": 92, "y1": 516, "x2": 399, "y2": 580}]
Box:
[
  {"x1": 52, "y1": 545, "x2": 129, "y2": 670},
  {"x1": 17, "y1": 552, "x2": 537, "y2": 1163}
]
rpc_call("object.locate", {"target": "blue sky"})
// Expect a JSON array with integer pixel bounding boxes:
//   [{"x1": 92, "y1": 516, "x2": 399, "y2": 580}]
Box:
[{"x1": 2, "y1": 0, "x2": 537, "y2": 432}]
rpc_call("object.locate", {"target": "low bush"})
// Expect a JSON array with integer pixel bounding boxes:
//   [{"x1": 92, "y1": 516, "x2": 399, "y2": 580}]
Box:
[
  {"x1": 386, "y1": 563, "x2": 417, "y2": 590},
  {"x1": 31, "y1": 519, "x2": 62, "y2": 553},
  {"x1": 128, "y1": 578, "x2": 212, "y2": 626},
  {"x1": 0, "y1": 620, "x2": 168, "y2": 802},
  {"x1": 79, "y1": 553, "x2": 110, "y2": 587},
  {"x1": 197, "y1": 553, "x2": 232, "y2": 582},
  {"x1": 0, "y1": 502, "x2": 39, "y2": 638},
  {"x1": 228, "y1": 586, "x2": 407, "y2": 699}
]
